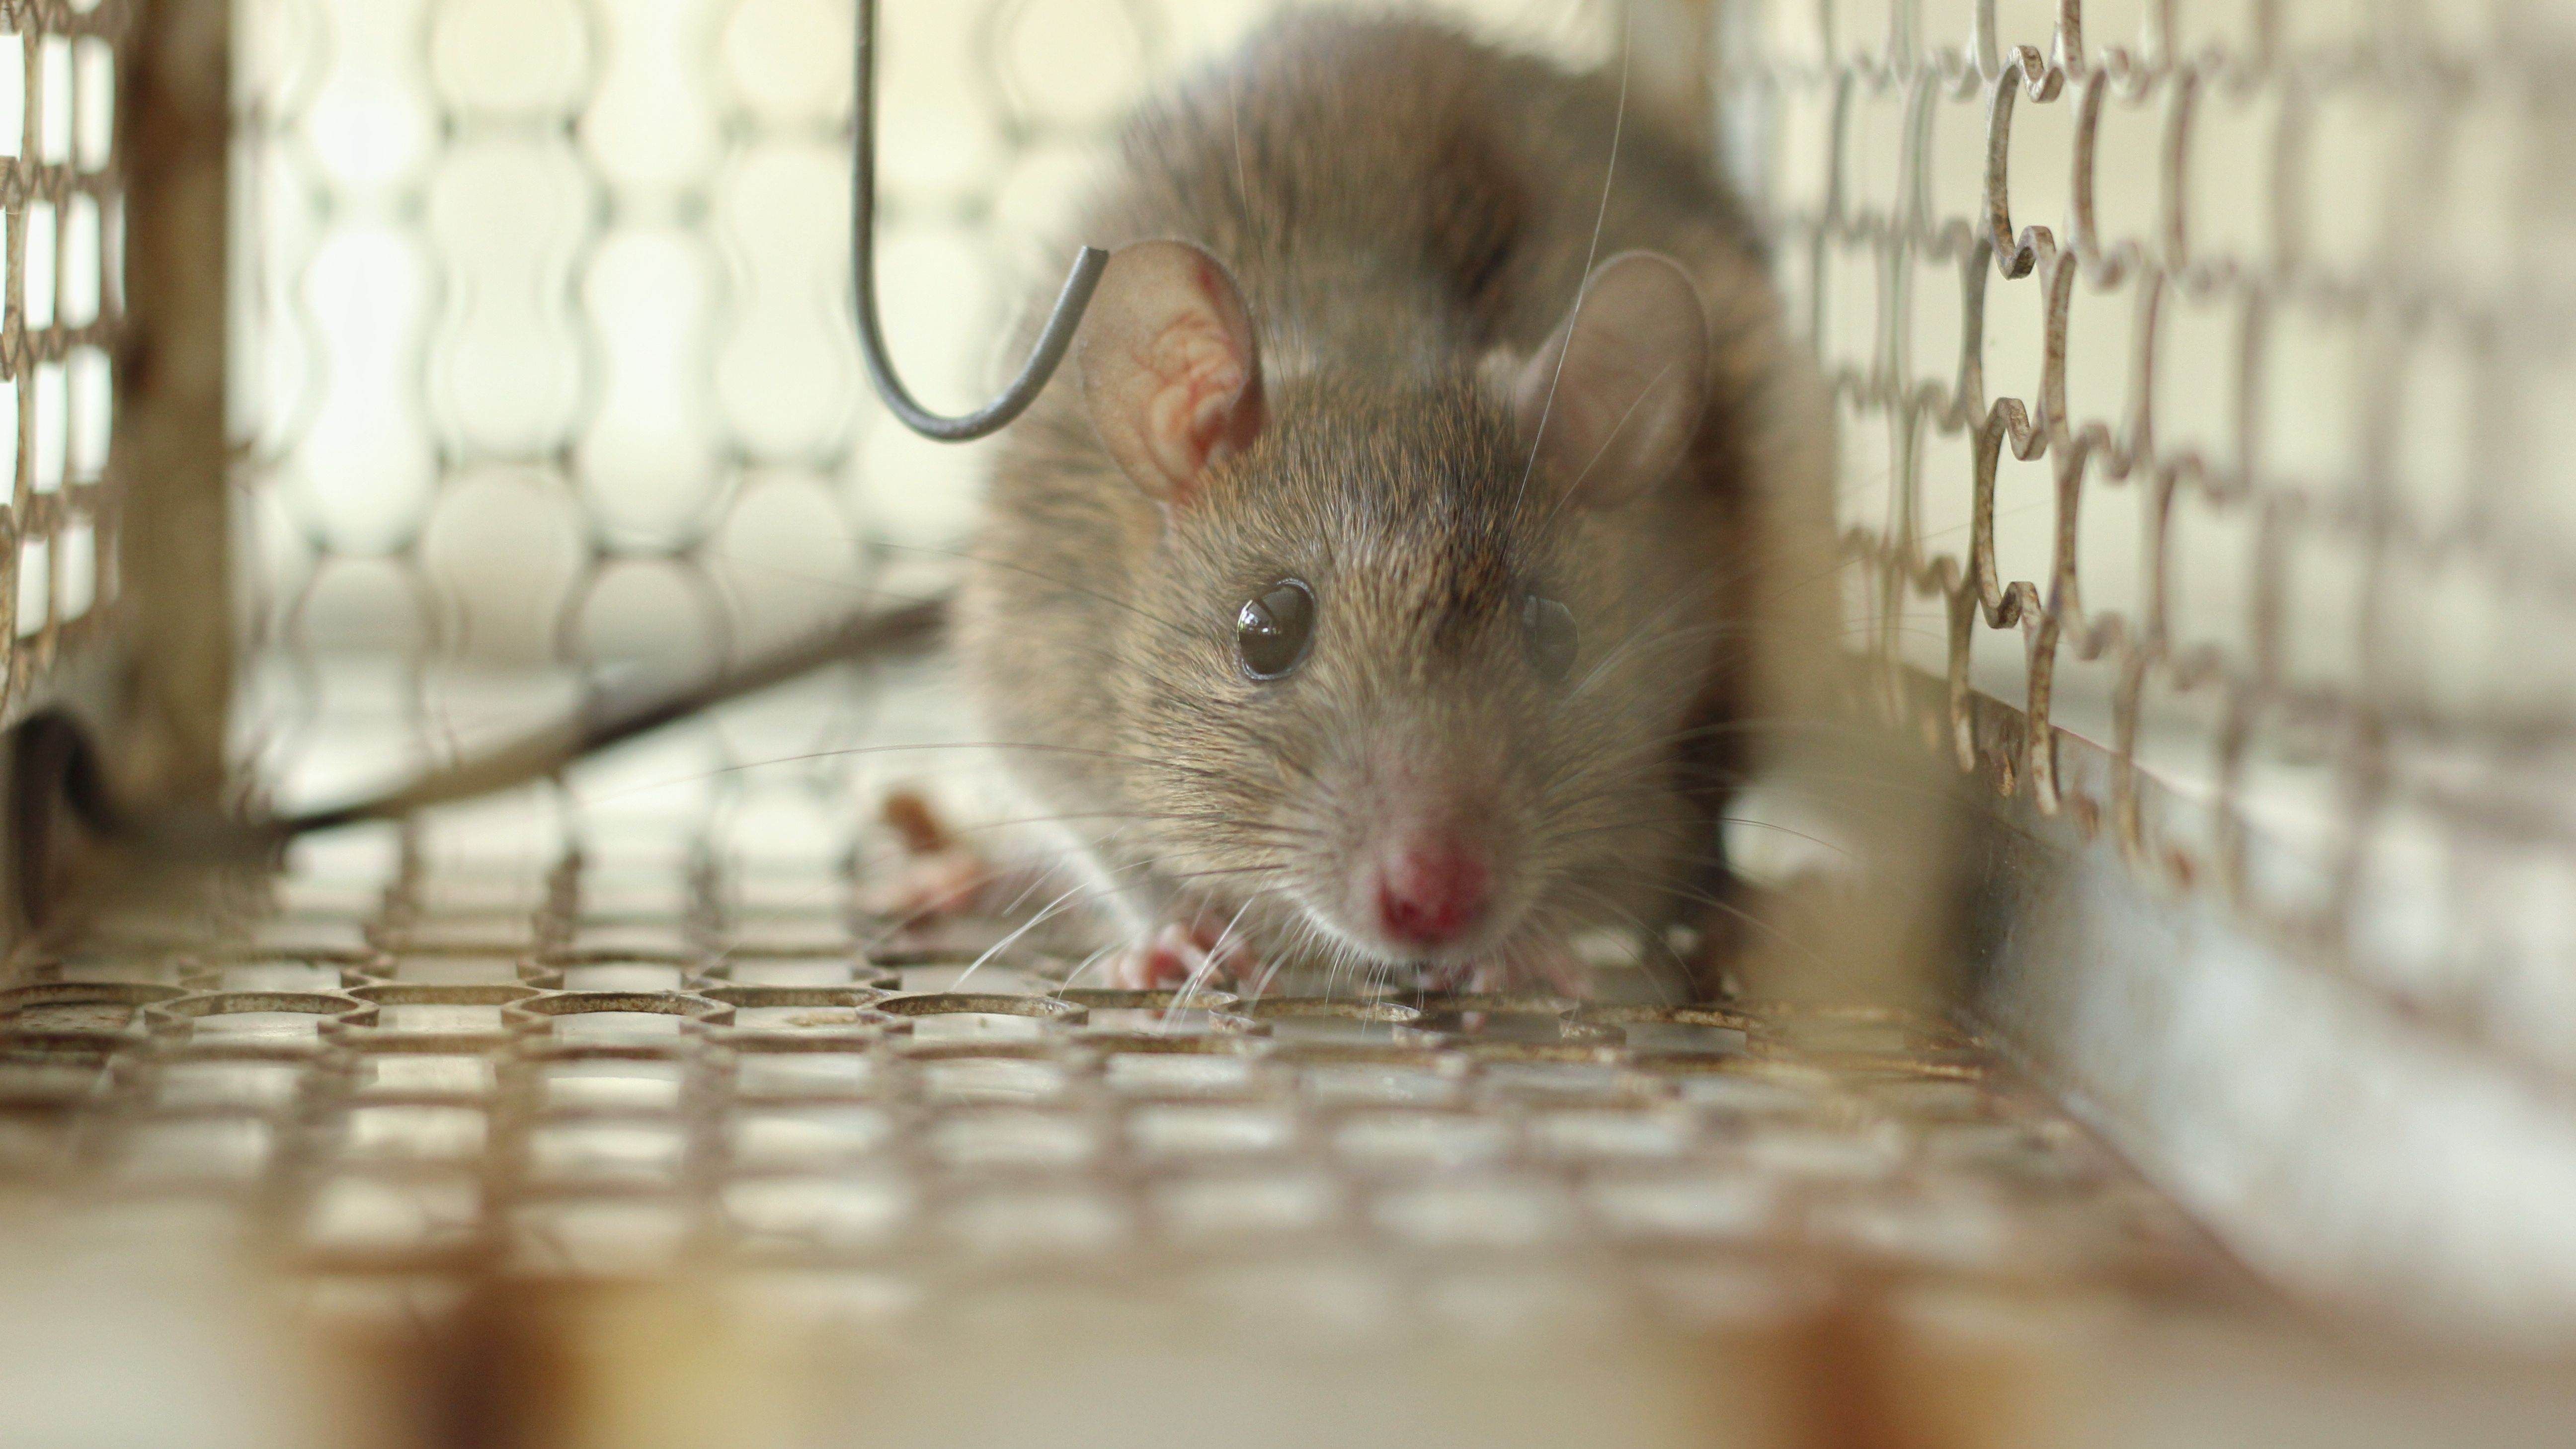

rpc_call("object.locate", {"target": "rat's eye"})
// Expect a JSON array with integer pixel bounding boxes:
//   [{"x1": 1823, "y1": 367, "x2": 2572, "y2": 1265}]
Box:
[
  {"x1": 1236, "y1": 579, "x2": 1316, "y2": 681},
  {"x1": 1522, "y1": 593, "x2": 1577, "y2": 684}
]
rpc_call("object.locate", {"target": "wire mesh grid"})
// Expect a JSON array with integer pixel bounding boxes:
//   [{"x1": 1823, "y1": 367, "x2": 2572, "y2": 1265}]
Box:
[
  {"x1": 20, "y1": 2, "x2": 2576, "y2": 1437},
  {"x1": 0, "y1": 819, "x2": 2226, "y2": 1338},
  {"x1": 0, "y1": 0, "x2": 2188, "y2": 1386},
  {"x1": 1718, "y1": 0, "x2": 2576, "y2": 1090},
  {"x1": 0, "y1": 0, "x2": 123, "y2": 718},
  {"x1": 0, "y1": 1, "x2": 2254, "y2": 1370}
]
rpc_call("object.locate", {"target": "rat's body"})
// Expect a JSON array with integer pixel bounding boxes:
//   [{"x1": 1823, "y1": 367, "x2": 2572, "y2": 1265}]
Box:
[{"x1": 958, "y1": 12, "x2": 1829, "y2": 991}]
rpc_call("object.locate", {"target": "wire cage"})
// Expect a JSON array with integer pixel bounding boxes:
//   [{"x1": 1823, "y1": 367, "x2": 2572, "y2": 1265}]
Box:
[
  {"x1": 1723, "y1": 0, "x2": 2576, "y2": 1332},
  {"x1": 0, "y1": 0, "x2": 2572, "y2": 1446},
  {"x1": 0, "y1": 1, "x2": 121, "y2": 692}
]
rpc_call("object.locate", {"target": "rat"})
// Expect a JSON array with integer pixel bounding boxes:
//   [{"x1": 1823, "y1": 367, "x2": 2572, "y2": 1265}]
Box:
[
  {"x1": 67, "y1": 12, "x2": 1824, "y2": 995},
  {"x1": 945, "y1": 11, "x2": 1832, "y2": 994}
]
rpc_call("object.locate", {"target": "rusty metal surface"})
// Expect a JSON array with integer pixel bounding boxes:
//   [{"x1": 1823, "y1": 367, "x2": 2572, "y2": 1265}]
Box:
[
  {"x1": 1710, "y1": 0, "x2": 2576, "y2": 1274},
  {"x1": 221, "y1": 0, "x2": 2576, "y2": 1124},
  {"x1": 1717, "y1": 0, "x2": 2576, "y2": 1126},
  {"x1": 1939, "y1": 677, "x2": 2576, "y2": 1337},
  {"x1": 1700, "y1": 0, "x2": 2576, "y2": 1336},
  {"x1": 0, "y1": 782, "x2": 2231, "y2": 1350},
  {"x1": 9, "y1": 690, "x2": 2576, "y2": 1442},
  {"x1": 0, "y1": 3, "x2": 2569, "y2": 1437}
]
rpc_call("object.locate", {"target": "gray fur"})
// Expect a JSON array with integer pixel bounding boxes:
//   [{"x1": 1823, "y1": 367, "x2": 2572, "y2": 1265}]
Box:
[{"x1": 959, "y1": 11, "x2": 1832, "y2": 984}]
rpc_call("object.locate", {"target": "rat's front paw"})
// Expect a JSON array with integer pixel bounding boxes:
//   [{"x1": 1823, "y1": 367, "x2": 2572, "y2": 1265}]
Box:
[
  {"x1": 862, "y1": 788, "x2": 1005, "y2": 923},
  {"x1": 1426, "y1": 945, "x2": 1592, "y2": 1000},
  {"x1": 1102, "y1": 918, "x2": 1262, "y2": 991},
  {"x1": 862, "y1": 846, "x2": 999, "y2": 922}
]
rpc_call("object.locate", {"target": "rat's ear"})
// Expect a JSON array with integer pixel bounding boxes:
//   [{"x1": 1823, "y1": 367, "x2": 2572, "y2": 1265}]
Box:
[
  {"x1": 1514, "y1": 251, "x2": 1708, "y2": 509},
  {"x1": 1076, "y1": 240, "x2": 1266, "y2": 504}
]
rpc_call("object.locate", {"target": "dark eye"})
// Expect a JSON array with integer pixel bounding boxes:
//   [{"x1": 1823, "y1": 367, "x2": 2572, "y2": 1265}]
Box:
[
  {"x1": 1522, "y1": 593, "x2": 1576, "y2": 684},
  {"x1": 1236, "y1": 579, "x2": 1316, "y2": 681}
]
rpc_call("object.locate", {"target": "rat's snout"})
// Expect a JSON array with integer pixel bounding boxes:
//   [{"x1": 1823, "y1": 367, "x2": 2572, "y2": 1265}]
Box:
[
  {"x1": 1373, "y1": 829, "x2": 1491, "y2": 949},
  {"x1": 1303, "y1": 730, "x2": 1525, "y2": 963}
]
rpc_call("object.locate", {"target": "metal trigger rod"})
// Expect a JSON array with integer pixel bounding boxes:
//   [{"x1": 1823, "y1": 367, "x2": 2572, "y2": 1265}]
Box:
[{"x1": 853, "y1": 0, "x2": 1108, "y2": 440}]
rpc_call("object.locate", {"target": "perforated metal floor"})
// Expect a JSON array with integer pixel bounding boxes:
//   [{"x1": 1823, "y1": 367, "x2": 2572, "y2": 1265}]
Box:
[
  {"x1": 46, "y1": 717, "x2": 2576, "y2": 1449},
  {"x1": 0, "y1": 811, "x2": 2230, "y2": 1330}
]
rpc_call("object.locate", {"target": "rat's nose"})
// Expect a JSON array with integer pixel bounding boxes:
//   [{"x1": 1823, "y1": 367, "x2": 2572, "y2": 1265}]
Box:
[{"x1": 1374, "y1": 834, "x2": 1491, "y2": 949}]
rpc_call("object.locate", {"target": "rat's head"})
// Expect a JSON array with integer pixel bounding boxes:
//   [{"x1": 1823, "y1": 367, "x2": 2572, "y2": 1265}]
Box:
[{"x1": 1073, "y1": 241, "x2": 1721, "y2": 980}]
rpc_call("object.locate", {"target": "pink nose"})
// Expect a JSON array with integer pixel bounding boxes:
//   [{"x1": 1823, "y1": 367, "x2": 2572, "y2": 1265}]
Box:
[{"x1": 1374, "y1": 836, "x2": 1490, "y2": 949}]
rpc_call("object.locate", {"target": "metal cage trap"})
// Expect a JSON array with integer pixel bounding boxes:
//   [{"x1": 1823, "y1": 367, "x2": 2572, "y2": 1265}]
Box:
[{"x1": 0, "y1": 0, "x2": 2571, "y2": 1446}]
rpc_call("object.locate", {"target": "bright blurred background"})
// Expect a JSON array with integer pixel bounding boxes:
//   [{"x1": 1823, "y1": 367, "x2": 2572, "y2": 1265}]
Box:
[{"x1": 228, "y1": 0, "x2": 1622, "y2": 807}]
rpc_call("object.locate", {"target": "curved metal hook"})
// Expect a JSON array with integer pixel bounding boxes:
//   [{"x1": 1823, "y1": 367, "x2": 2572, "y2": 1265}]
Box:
[{"x1": 853, "y1": 0, "x2": 1108, "y2": 441}]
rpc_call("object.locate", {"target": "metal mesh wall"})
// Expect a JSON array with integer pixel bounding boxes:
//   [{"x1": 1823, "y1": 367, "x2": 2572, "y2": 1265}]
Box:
[
  {"x1": 202, "y1": 0, "x2": 2225, "y2": 1332},
  {"x1": 6, "y1": 4, "x2": 2576, "y2": 1441},
  {"x1": 1719, "y1": 0, "x2": 2576, "y2": 1091},
  {"x1": 0, "y1": 0, "x2": 123, "y2": 717},
  {"x1": 0, "y1": 5, "x2": 2278, "y2": 1433}
]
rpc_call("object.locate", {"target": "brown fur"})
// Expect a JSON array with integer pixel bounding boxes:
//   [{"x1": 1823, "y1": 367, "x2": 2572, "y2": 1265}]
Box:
[{"x1": 958, "y1": 11, "x2": 1833, "y2": 983}]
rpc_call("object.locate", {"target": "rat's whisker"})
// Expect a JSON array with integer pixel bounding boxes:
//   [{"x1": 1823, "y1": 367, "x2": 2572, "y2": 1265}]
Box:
[
  {"x1": 1567, "y1": 600, "x2": 1734, "y2": 703},
  {"x1": 1155, "y1": 863, "x2": 1291, "y2": 886},
  {"x1": 1523, "y1": 886, "x2": 1690, "y2": 1007},
  {"x1": 925, "y1": 808, "x2": 1319, "y2": 841},
  {"x1": 1622, "y1": 876, "x2": 1832, "y2": 973},
  {"x1": 581, "y1": 739, "x2": 1262, "y2": 806},
  {"x1": 1170, "y1": 896, "x2": 1260, "y2": 1020},
  {"x1": 1546, "y1": 812, "x2": 1852, "y2": 859},
  {"x1": 870, "y1": 538, "x2": 1206, "y2": 643},
  {"x1": 1513, "y1": 0, "x2": 1632, "y2": 508},
  {"x1": 1056, "y1": 941, "x2": 1124, "y2": 991},
  {"x1": 949, "y1": 878, "x2": 1098, "y2": 993},
  {"x1": 859, "y1": 844, "x2": 1148, "y2": 948}
]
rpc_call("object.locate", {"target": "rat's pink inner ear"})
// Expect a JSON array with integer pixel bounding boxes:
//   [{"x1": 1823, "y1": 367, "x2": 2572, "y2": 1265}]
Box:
[
  {"x1": 1075, "y1": 240, "x2": 1266, "y2": 504},
  {"x1": 1513, "y1": 250, "x2": 1709, "y2": 509}
]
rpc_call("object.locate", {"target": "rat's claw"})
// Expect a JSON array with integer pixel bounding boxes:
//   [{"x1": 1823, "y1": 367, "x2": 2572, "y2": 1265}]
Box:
[
  {"x1": 1519, "y1": 947, "x2": 1593, "y2": 1000},
  {"x1": 1105, "y1": 924, "x2": 1200, "y2": 990},
  {"x1": 1103, "y1": 918, "x2": 1261, "y2": 991},
  {"x1": 1442, "y1": 946, "x2": 1593, "y2": 999}
]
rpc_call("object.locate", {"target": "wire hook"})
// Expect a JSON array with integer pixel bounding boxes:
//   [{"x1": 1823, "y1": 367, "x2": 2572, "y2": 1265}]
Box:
[{"x1": 852, "y1": 0, "x2": 1108, "y2": 440}]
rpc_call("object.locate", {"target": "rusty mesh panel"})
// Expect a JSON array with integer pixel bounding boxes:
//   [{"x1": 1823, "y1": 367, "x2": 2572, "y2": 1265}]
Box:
[
  {"x1": 0, "y1": 781, "x2": 2226, "y2": 1335},
  {"x1": 0, "y1": 4, "x2": 2275, "y2": 1427},
  {"x1": 1721, "y1": 0, "x2": 2576, "y2": 1086},
  {"x1": 0, "y1": 0, "x2": 124, "y2": 716}
]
